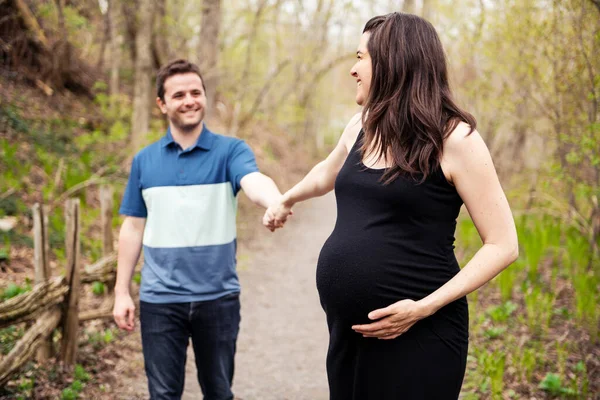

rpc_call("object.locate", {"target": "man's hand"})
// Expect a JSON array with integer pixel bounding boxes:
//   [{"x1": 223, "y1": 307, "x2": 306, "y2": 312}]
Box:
[
  {"x1": 263, "y1": 201, "x2": 293, "y2": 231},
  {"x1": 113, "y1": 292, "x2": 136, "y2": 331}
]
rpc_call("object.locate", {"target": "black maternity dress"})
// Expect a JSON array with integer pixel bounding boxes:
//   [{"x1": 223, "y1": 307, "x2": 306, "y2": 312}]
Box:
[{"x1": 316, "y1": 130, "x2": 469, "y2": 400}]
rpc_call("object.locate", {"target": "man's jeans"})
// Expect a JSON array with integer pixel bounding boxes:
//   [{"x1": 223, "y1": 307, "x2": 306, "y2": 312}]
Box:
[{"x1": 139, "y1": 293, "x2": 241, "y2": 400}]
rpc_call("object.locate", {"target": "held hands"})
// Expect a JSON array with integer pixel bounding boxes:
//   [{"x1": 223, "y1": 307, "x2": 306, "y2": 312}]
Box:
[
  {"x1": 262, "y1": 200, "x2": 293, "y2": 232},
  {"x1": 113, "y1": 292, "x2": 136, "y2": 331},
  {"x1": 352, "y1": 299, "x2": 432, "y2": 340}
]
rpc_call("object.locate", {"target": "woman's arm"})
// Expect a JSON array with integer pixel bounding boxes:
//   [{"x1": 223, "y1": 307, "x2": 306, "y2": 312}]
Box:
[
  {"x1": 264, "y1": 114, "x2": 362, "y2": 228},
  {"x1": 418, "y1": 125, "x2": 518, "y2": 313},
  {"x1": 353, "y1": 123, "x2": 518, "y2": 339}
]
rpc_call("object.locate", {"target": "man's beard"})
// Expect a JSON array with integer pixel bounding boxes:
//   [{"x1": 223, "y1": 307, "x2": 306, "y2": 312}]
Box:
[{"x1": 171, "y1": 109, "x2": 205, "y2": 132}]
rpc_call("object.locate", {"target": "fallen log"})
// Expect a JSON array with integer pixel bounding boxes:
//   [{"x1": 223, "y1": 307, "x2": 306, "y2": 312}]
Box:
[
  {"x1": 0, "y1": 277, "x2": 67, "y2": 329},
  {"x1": 0, "y1": 308, "x2": 61, "y2": 386}
]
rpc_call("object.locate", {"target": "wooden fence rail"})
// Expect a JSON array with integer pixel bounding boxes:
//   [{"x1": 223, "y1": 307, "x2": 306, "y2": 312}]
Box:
[
  {"x1": 0, "y1": 276, "x2": 67, "y2": 329},
  {"x1": 0, "y1": 186, "x2": 118, "y2": 385}
]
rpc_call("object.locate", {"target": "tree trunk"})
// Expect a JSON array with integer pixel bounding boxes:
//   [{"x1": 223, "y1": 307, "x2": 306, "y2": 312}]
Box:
[
  {"x1": 109, "y1": 0, "x2": 121, "y2": 99},
  {"x1": 198, "y1": 0, "x2": 222, "y2": 112},
  {"x1": 96, "y1": 4, "x2": 109, "y2": 70},
  {"x1": 122, "y1": 0, "x2": 139, "y2": 65},
  {"x1": 53, "y1": 0, "x2": 71, "y2": 88},
  {"x1": 130, "y1": 0, "x2": 155, "y2": 152},
  {"x1": 14, "y1": 0, "x2": 49, "y2": 49},
  {"x1": 152, "y1": 0, "x2": 169, "y2": 69}
]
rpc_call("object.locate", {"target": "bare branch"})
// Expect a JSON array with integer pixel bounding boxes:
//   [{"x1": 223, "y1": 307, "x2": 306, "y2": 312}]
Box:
[
  {"x1": 14, "y1": 0, "x2": 49, "y2": 49},
  {"x1": 237, "y1": 58, "x2": 292, "y2": 130}
]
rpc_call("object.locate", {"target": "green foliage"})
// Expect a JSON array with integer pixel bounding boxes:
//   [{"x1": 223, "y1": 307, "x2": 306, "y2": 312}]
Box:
[
  {"x1": 496, "y1": 266, "x2": 517, "y2": 302},
  {"x1": 86, "y1": 328, "x2": 116, "y2": 350},
  {"x1": 513, "y1": 346, "x2": 538, "y2": 382},
  {"x1": 483, "y1": 326, "x2": 506, "y2": 340},
  {"x1": 464, "y1": 208, "x2": 597, "y2": 394},
  {"x1": 81, "y1": 209, "x2": 103, "y2": 260},
  {"x1": 564, "y1": 228, "x2": 590, "y2": 274},
  {"x1": 555, "y1": 342, "x2": 569, "y2": 377},
  {"x1": 0, "y1": 228, "x2": 34, "y2": 249},
  {"x1": 538, "y1": 373, "x2": 576, "y2": 397},
  {"x1": 91, "y1": 281, "x2": 106, "y2": 296},
  {"x1": 0, "y1": 247, "x2": 8, "y2": 261},
  {"x1": 474, "y1": 349, "x2": 506, "y2": 398},
  {"x1": 103, "y1": 329, "x2": 114, "y2": 344},
  {"x1": 456, "y1": 218, "x2": 481, "y2": 265},
  {"x1": 133, "y1": 272, "x2": 142, "y2": 285},
  {"x1": 1, "y1": 377, "x2": 37, "y2": 400},
  {"x1": 0, "y1": 141, "x2": 28, "y2": 193},
  {"x1": 573, "y1": 271, "x2": 599, "y2": 342},
  {"x1": 59, "y1": 365, "x2": 90, "y2": 400},
  {"x1": 61, "y1": 387, "x2": 78, "y2": 400},
  {"x1": 0, "y1": 325, "x2": 25, "y2": 355},
  {"x1": 1, "y1": 281, "x2": 32, "y2": 300},
  {"x1": 486, "y1": 301, "x2": 518, "y2": 323},
  {"x1": 574, "y1": 361, "x2": 590, "y2": 397},
  {"x1": 0, "y1": 104, "x2": 30, "y2": 134},
  {"x1": 0, "y1": 195, "x2": 27, "y2": 217},
  {"x1": 17, "y1": 377, "x2": 34, "y2": 393},
  {"x1": 517, "y1": 216, "x2": 560, "y2": 284},
  {"x1": 70, "y1": 380, "x2": 83, "y2": 393},
  {"x1": 49, "y1": 211, "x2": 66, "y2": 254},
  {"x1": 74, "y1": 364, "x2": 91, "y2": 383},
  {"x1": 524, "y1": 285, "x2": 555, "y2": 337}
]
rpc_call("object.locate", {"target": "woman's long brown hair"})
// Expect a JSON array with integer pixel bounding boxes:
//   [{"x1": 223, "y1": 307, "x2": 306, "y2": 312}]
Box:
[{"x1": 361, "y1": 13, "x2": 476, "y2": 184}]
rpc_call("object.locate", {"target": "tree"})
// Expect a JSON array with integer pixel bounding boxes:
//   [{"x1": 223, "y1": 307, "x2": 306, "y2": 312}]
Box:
[
  {"x1": 108, "y1": 0, "x2": 121, "y2": 100},
  {"x1": 197, "y1": 0, "x2": 222, "y2": 112},
  {"x1": 130, "y1": 0, "x2": 155, "y2": 151},
  {"x1": 152, "y1": 0, "x2": 170, "y2": 69}
]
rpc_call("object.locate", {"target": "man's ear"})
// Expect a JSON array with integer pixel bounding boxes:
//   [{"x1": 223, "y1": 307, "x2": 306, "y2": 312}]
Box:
[{"x1": 156, "y1": 97, "x2": 167, "y2": 114}]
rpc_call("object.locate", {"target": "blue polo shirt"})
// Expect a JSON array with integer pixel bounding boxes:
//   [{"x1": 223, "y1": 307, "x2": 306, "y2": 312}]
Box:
[{"x1": 119, "y1": 124, "x2": 259, "y2": 303}]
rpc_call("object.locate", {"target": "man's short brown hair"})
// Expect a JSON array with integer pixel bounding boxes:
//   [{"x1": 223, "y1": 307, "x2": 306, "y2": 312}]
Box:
[{"x1": 156, "y1": 59, "x2": 206, "y2": 101}]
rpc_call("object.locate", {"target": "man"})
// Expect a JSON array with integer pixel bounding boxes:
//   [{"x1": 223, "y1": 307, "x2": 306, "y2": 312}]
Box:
[{"x1": 113, "y1": 59, "x2": 283, "y2": 400}]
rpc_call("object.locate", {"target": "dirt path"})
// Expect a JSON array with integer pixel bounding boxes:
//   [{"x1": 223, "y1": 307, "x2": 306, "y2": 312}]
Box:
[
  {"x1": 182, "y1": 194, "x2": 335, "y2": 399},
  {"x1": 114, "y1": 194, "x2": 336, "y2": 400}
]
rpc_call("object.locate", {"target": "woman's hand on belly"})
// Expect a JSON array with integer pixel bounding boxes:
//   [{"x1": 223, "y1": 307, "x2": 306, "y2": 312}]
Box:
[{"x1": 351, "y1": 299, "x2": 432, "y2": 339}]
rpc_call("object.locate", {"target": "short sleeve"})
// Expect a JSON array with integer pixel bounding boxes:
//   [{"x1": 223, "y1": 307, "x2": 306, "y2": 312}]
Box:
[
  {"x1": 119, "y1": 155, "x2": 148, "y2": 217},
  {"x1": 227, "y1": 140, "x2": 259, "y2": 195}
]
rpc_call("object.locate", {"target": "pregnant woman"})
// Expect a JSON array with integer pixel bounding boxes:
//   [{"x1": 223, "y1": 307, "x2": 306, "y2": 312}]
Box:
[{"x1": 265, "y1": 12, "x2": 518, "y2": 399}]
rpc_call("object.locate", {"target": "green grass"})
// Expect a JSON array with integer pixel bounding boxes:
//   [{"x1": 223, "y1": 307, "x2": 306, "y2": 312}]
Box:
[{"x1": 458, "y1": 215, "x2": 597, "y2": 397}]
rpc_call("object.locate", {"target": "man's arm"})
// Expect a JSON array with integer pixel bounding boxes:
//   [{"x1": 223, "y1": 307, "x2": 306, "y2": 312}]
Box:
[
  {"x1": 113, "y1": 216, "x2": 145, "y2": 331},
  {"x1": 240, "y1": 172, "x2": 282, "y2": 209}
]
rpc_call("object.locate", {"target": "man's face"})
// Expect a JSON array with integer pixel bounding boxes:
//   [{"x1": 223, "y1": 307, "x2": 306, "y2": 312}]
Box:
[
  {"x1": 157, "y1": 73, "x2": 207, "y2": 132},
  {"x1": 350, "y1": 32, "x2": 372, "y2": 106}
]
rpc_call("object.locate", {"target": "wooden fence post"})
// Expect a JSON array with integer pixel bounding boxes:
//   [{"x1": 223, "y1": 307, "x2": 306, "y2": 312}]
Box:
[
  {"x1": 59, "y1": 198, "x2": 81, "y2": 366},
  {"x1": 32, "y1": 203, "x2": 52, "y2": 361}
]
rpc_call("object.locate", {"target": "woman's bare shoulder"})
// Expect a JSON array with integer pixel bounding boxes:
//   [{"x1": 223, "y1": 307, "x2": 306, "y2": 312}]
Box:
[
  {"x1": 341, "y1": 113, "x2": 363, "y2": 151},
  {"x1": 444, "y1": 121, "x2": 477, "y2": 148},
  {"x1": 441, "y1": 121, "x2": 490, "y2": 182}
]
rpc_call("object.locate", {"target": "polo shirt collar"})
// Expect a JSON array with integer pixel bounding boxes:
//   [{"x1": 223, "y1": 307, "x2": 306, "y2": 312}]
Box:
[{"x1": 160, "y1": 123, "x2": 215, "y2": 150}]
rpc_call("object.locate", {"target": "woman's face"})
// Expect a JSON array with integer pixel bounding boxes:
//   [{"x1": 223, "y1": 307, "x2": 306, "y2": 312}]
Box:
[{"x1": 350, "y1": 32, "x2": 373, "y2": 106}]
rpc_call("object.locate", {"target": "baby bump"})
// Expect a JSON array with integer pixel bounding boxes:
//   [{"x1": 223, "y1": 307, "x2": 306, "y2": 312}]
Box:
[
  {"x1": 316, "y1": 236, "x2": 408, "y2": 324},
  {"x1": 316, "y1": 233, "x2": 458, "y2": 325}
]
